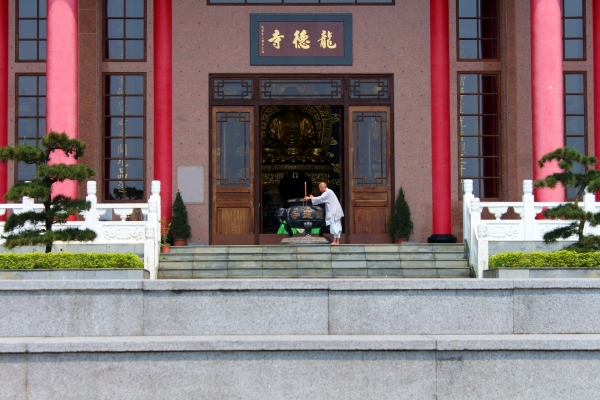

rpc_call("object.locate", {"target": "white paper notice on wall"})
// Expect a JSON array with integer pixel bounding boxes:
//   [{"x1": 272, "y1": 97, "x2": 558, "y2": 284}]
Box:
[{"x1": 177, "y1": 166, "x2": 204, "y2": 203}]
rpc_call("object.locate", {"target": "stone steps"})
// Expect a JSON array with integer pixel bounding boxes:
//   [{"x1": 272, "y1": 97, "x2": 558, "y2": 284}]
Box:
[
  {"x1": 2, "y1": 274, "x2": 597, "y2": 394},
  {"x1": 3, "y1": 279, "x2": 600, "y2": 337},
  {"x1": 158, "y1": 243, "x2": 471, "y2": 279},
  {"x1": 4, "y1": 334, "x2": 600, "y2": 399},
  {"x1": 3, "y1": 279, "x2": 600, "y2": 398}
]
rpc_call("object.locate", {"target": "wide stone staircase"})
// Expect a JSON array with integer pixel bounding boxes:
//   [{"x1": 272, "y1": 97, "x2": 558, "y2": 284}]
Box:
[
  {"x1": 3, "y1": 278, "x2": 600, "y2": 398},
  {"x1": 157, "y1": 243, "x2": 471, "y2": 279}
]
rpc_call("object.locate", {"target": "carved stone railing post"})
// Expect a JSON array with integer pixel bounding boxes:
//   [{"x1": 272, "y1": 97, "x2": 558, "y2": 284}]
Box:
[
  {"x1": 462, "y1": 180, "x2": 481, "y2": 273},
  {"x1": 17, "y1": 193, "x2": 35, "y2": 233},
  {"x1": 82, "y1": 181, "x2": 100, "y2": 237},
  {"x1": 476, "y1": 222, "x2": 488, "y2": 278},
  {"x1": 584, "y1": 187, "x2": 595, "y2": 236},
  {"x1": 22, "y1": 195, "x2": 34, "y2": 213},
  {"x1": 150, "y1": 181, "x2": 161, "y2": 223},
  {"x1": 462, "y1": 180, "x2": 473, "y2": 244},
  {"x1": 522, "y1": 180, "x2": 535, "y2": 240},
  {"x1": 469, "y1": 197, "x2": 481, "y2": 269},
  {"x1": 144, "y1": 181, "x2": 161, "y2": 278},
  {"x1": 145, "y1": 197, "x2": 159, "y2": 279}
]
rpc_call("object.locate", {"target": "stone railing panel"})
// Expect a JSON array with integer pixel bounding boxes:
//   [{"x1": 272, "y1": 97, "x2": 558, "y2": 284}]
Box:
[
  {"x1": 0, "y1": 180, "x2": 161, "y2": 278},
  {"x1": 463, "y1": 179, "x2": 599, "y2": 278}
]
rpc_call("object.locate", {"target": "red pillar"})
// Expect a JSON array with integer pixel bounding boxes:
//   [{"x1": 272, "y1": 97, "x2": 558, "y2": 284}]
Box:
[
  {"x1": 594, "y1": 0, "x2": 600, "y2": 200},
  {"x1": 428, "y1": 0, "x2": 456, "y2": 243},
  {"x1": 154, "y1": 0, "x2": 173, "y2": 221},
  {"x1": 0, "y1": 0, "x2": 7, "y2": 211},
  {"x1": 531, "y1": 0, "x2": 564, "y2": 201},
  {"x1": 46, "y1": 0, "x2": 78, "y2": 200}
]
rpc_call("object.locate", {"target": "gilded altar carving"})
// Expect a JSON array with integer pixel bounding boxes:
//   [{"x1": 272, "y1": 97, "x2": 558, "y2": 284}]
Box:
[
  {"x1": 261, "y1": 105, "x2": 333, "y2": 164},
  {"x1": 261, "y1": 105, "x2": 335, "y2": 196}
]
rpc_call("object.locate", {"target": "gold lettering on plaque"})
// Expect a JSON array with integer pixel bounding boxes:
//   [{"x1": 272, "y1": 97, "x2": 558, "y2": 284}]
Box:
[
  {"x1": 293, "y1": 30, "x2": 310, "y2": 50},
  {"x1": 268, "y1": 29, "x2": 285, "y2": 49},
  {"x1": 318, "y1": 30, "x2": 337, "y2": 49}
]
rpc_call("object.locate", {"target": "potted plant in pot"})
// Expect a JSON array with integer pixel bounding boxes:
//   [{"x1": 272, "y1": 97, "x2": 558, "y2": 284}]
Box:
[
  {"x1": 171, "y1": 190, "x2": 191, "y2": 246},
  {"x1": 390, "y1": 186, "x2": 414, "y2": 244},
  {"x1": 160, "y1": 218, "x2": 171, "y2": 253}
]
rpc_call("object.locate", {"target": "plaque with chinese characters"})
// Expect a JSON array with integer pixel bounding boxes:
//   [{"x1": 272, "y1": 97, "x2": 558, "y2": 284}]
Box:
[{"x1": 250, "y1": 14, "x2": 352, "y2": 66}]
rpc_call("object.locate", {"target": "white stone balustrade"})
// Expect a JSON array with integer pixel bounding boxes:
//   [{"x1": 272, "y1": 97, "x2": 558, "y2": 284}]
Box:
[
  {"x1": 0, "y1": 180, "x2": 162, "y2": 279},
  {"x1": 463, "y1": 179, "x2": 597, "y2": 278}
]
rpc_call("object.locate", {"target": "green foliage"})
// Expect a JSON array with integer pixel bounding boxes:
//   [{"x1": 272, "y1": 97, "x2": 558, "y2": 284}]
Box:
[
  {"x1": 389, "y1": 187, "x2": 413, "y2": 239},
  {"x1": 0, "y1": 252, "x2": 143, "y2": 269},
  {"x1": 534, "y1": 147, "x2": 600, "y2": 251},
  {"x1": 489, "y1": 250, "x2": 600, "y2": 269},
  {"x1": 170, "y1": 190, "x2": 191, "y2": 240},
  {"x1": 535, "y1": 147, "x2": 600, "y2": 201},
  {"x1": 2, "y1": 228, "x2": 97, "y2": 250},
  {"x1": 0, "y1": 131, "x2": 97, "y2": 253}
]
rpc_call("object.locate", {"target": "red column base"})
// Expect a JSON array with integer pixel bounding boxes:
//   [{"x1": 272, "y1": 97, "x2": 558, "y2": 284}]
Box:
[{"x1": 427, "y1": 234, "x2": 457, "y2": 243}]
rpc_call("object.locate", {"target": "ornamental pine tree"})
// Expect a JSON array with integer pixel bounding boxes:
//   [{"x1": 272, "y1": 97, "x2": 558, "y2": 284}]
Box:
[
  {"x1": 0, "y1": 131, "x2": 97, "y2": 253},
  {"x1": 534, "y1": 147, "x2": 600, "y2": 251},
  {"x1": 170, "y1": 190, "x2": 191, "y2": 240},
  {"x1": 390, "y1": 186, "x2": 414, "y2": 239}
]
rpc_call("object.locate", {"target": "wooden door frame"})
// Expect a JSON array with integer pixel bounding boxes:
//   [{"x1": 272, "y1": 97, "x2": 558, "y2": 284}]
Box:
[
  {"x1": 347, "y1": 105, "x2": 393, "y2": 243},
  {"x1": 210, "y1": 106, "x2": 255, "y2": 245},
  {"x1": 209, "y1": 74, "x2": 394, "y2": 245}
]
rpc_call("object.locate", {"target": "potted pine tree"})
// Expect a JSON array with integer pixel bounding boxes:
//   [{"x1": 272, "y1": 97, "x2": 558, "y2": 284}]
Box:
[
  {"x1": 390, "y1": 186, "x2": 414, "y2": 244},
  {"x1": 170, "y1": 190, "x2": 191, "y2": 246}
]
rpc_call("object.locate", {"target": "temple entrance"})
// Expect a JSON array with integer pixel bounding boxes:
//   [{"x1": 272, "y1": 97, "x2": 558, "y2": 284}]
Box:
[
  {"x1": 260, "y1": 105, "x2": 343, "y2": 235},
  {"x1": 209, "y1": 75, "x2": 393, "y2": 245}
]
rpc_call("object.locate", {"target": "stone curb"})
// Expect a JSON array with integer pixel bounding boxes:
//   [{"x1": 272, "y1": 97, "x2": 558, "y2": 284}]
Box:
[
  {"x1": 0, "y1": 280, "x2": 144, "y2": 290},
  {"x1": 3, "y1": 278, "x2": 600, "y2": 291},
  {"x1": 3, "y1": 334, "x2": 600, "y2": 353}
]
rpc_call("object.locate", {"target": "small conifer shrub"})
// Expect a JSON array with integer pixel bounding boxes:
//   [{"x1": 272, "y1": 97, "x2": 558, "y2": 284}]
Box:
[{"x1": 390, "y1": 187, "x2": 414, "y2": 239}]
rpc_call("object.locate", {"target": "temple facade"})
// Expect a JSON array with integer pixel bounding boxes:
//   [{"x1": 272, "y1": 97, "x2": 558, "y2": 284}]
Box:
[{"x1": 0, "y1": 0, "x2": 596, "y2": 244}]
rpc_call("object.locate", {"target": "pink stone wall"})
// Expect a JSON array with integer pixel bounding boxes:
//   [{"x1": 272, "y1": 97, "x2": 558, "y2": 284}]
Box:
[
  {"x1": 6, "y1": 0, "x2": 596, "y2": 245},
  {"x1": 172, "y1": 3, "x2": 433, "y2": 243}
]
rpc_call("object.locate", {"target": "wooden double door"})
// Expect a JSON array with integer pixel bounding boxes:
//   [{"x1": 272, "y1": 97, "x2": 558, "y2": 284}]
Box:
[{"x1": 209, "y1": 76, "x2": 393, "y2": 245}]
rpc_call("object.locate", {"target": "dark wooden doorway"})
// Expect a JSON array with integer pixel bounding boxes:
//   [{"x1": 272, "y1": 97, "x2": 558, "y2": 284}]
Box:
[{"x1": 209, "y1": 75, "x2": 393, "y2": 245}]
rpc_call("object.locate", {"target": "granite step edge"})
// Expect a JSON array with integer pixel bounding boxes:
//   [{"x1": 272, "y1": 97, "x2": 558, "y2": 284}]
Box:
[{"x1": 2, "y1": 334, "x2": 599, "y2": 353}]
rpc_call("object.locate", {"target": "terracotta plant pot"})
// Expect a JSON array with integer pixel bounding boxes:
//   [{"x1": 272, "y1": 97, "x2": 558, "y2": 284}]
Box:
[
  {"x1": 173, "y1": 239, "x2": 187, "y2": 246},
  {"x1": 394, "y1": 238, "x2": 408, "y2": 244},
  {"x1": 161, "y1": 246, "x2": 171, "y2": 253}
]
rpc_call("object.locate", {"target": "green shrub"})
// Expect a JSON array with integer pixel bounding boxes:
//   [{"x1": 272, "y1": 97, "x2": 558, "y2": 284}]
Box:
[
  {"x1": 0, "y1": 252, "x2": 143, "y2": 269},
  {"x1": 489, "y1": 250, "x2": 600, "y2": 269},
  {"x1": 390, "y1": 187, "x2": 413, "y2": 239},
  {"x1": 170, "y1": 190, "x2": 191, "y2": 240}
]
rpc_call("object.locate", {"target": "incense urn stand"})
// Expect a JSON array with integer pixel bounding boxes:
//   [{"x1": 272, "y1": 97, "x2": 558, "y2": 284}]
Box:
[{"x1": 278, "y1": 198, "x2": 326, "y2": 238}]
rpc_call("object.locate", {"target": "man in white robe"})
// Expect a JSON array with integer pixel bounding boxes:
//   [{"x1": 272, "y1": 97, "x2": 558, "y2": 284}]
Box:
[{"x1": 304, "y1": 182, "x2": 344, "y2": 244}]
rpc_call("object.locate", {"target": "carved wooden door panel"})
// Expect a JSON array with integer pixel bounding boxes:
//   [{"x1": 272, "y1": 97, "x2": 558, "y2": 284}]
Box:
[
  {"x1": 211, "y1": 106, "x2": 255, "y2": 244},
  {"x1": 348, "y1": 106, "x2": 392, "y2": 243}
]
